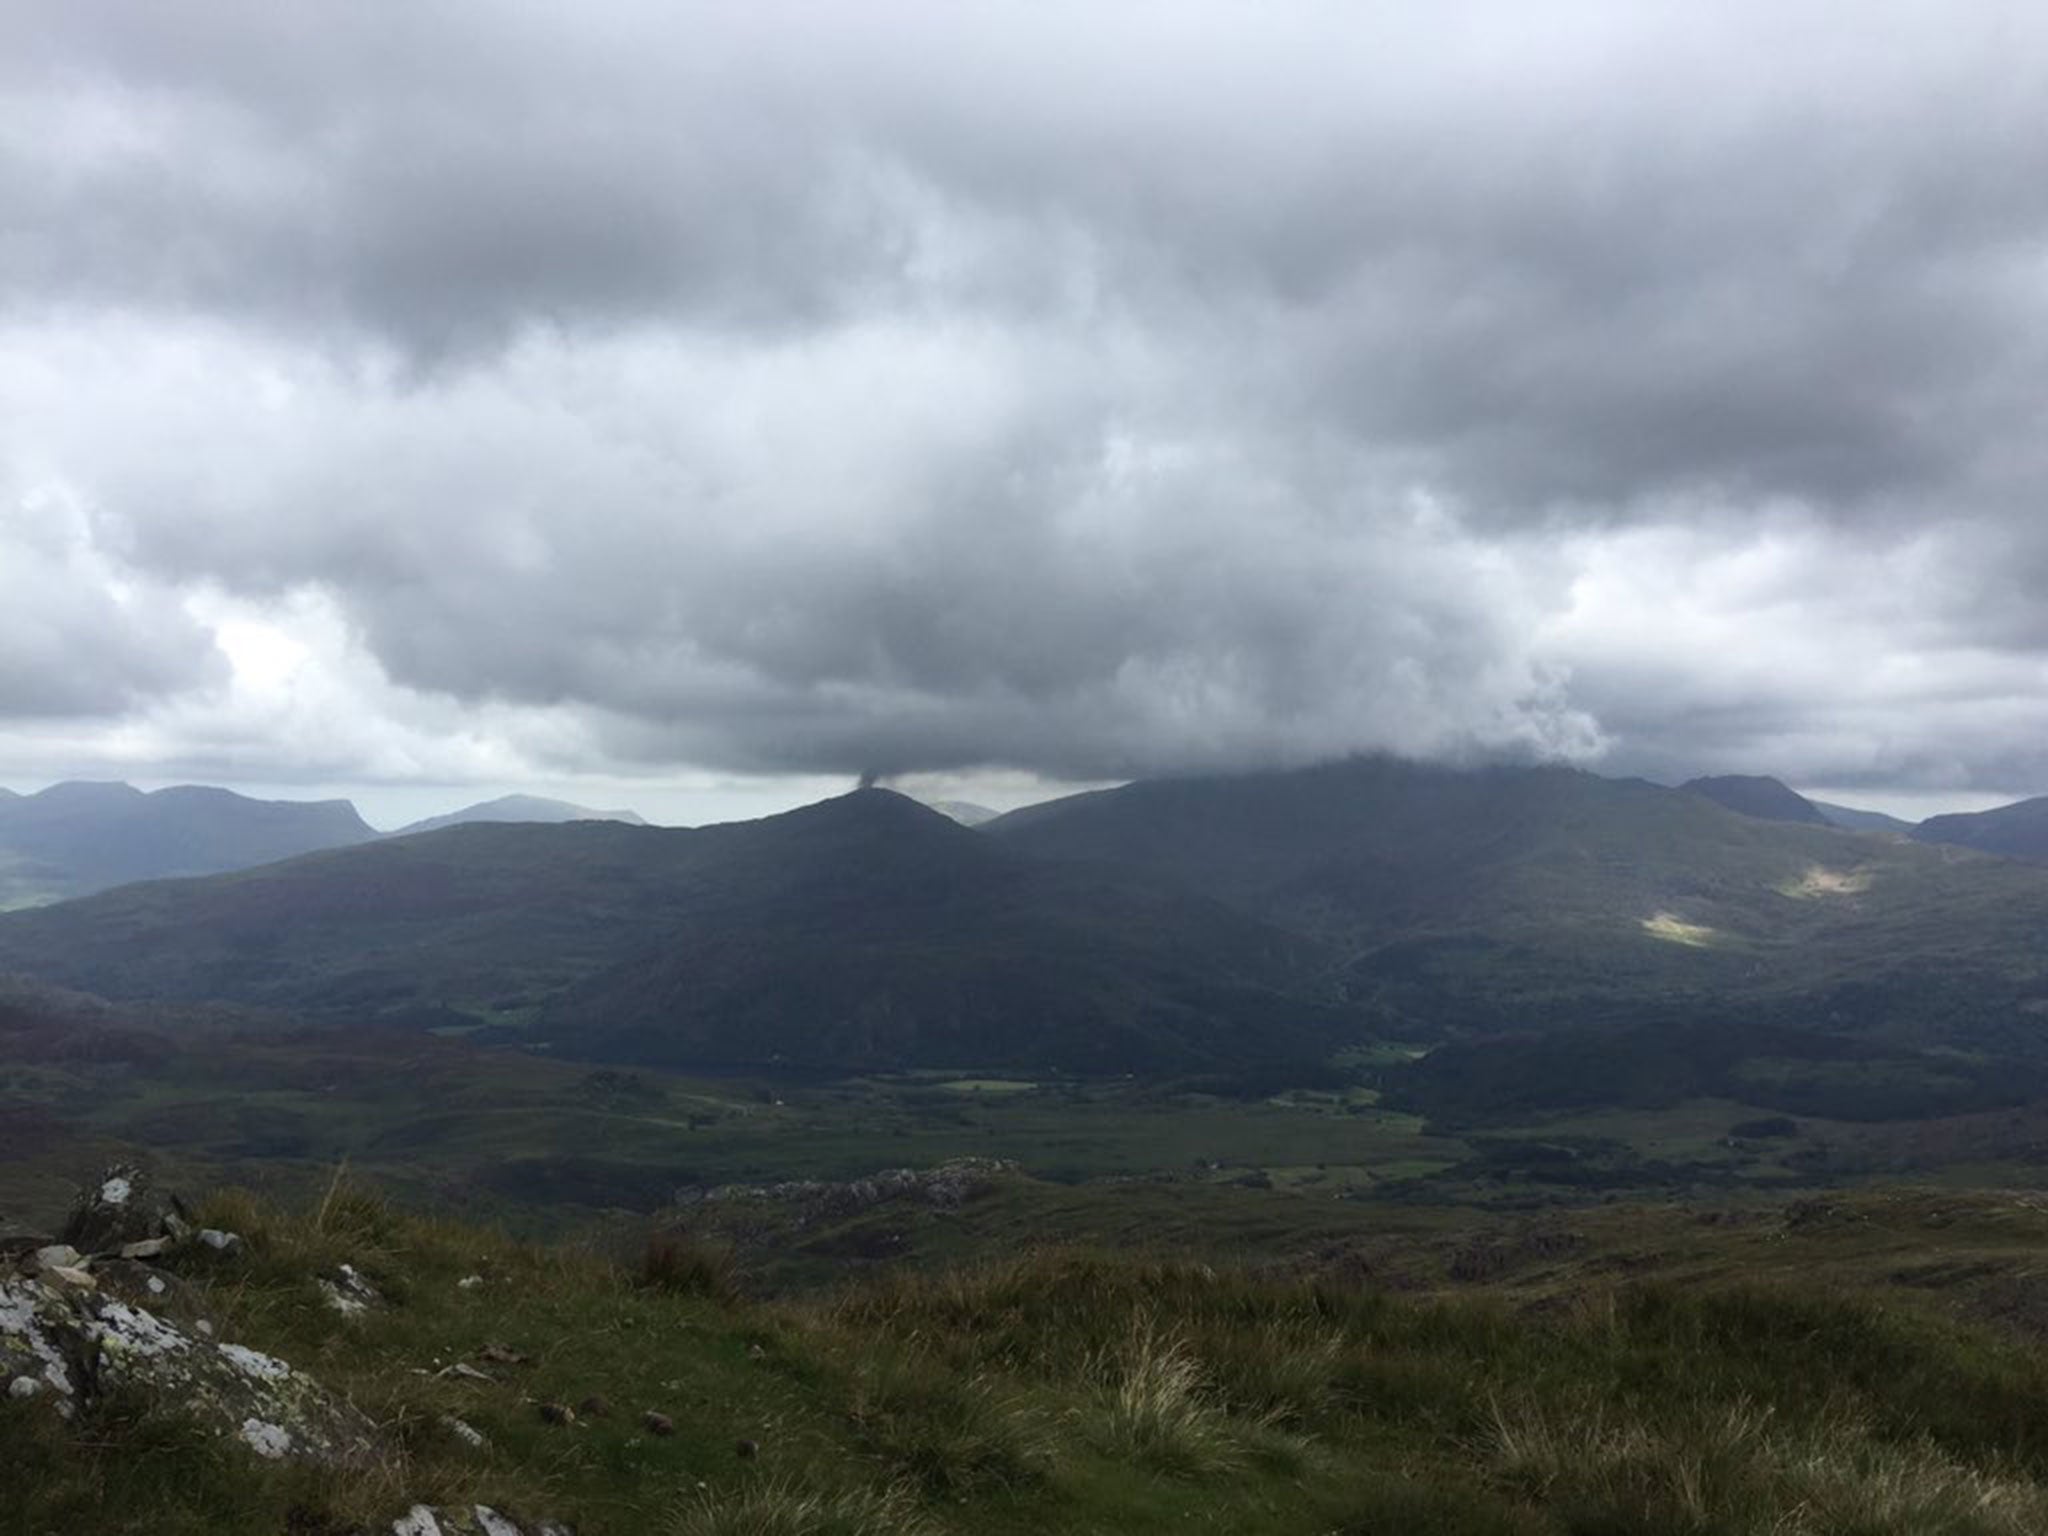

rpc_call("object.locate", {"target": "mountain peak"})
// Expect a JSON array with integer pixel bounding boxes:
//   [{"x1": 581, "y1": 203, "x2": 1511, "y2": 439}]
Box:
[
  {"x1": 396, "y1": 794, "x2": 648, "y2": 837},
  {"x1": 1679, "y1": 775, "x2": 1830, "y2": 826},
  {"x1": 28, "y1": 780, "x2": 145, "y2": 806}
]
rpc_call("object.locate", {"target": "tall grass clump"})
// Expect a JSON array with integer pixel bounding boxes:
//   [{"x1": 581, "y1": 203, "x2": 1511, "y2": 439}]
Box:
[
  {"x1": 841, "y1": 1343, "x2": 1052, "y2": 1493},
  {"x1": 1077, "y1": 1311, "x2": 1247, "y2": 1479},
  {"x1": 663, "y1": 1478, "x2": 932, "y2": 1536},
  {"x1": 1488, "y1": 1393, "x2": 2048, "y2": 1536},
  {"x1": 638, "y1": 1230, "x2": 742, "y2": 1302}
]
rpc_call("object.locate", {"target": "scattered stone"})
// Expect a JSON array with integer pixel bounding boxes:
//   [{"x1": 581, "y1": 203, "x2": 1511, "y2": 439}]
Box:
[
  {"x1": 538, "y1": 1401, "x2": 576, "y2": 1426},
  {"x1": 0, "y1": 1232, "x2": 53, "y2": 1263},
  {"x1": 29, "y1": 1245, "x2": 82, "y2": 1273},
  {"x1": 745, "y1": 1343, "x2": 766, "y2": 1360},
  {"x1": 642, "y1": 1410, "x2": 675, "y2": 1436},
  {"x1": 438, "y1": 1362, "x2": 495, "y2": 1384},
  {"x1": 443, "y1": 1414, "x2": 488, "y2": 1449},
  {"x1": 319, "y1": 1263, "x2": 383, "y2": 1317},
  {"x1": 119, "y1": 1237, "x2": 170, "y2": 1261},
  {"x1": 43, "y1": 1264, "x2": 96, "y2": 1291},
  {"x1": 678, "y1": 1157, "x2": 1017, "y2": 1224},
  {"x1": 9, "y1": 1375, "x2": 39, "y2": 1400},
  {"x1": 478, "y1": 1343, "x2": 531, "y2": 1367},
  {"x1": 735, "y1": 1437, "x2": 760, "y2": 1460},
  {"x1": 391, "y1": 1507, "x2": 572, "y2": 1536},
  {"x1": 576, "y1": 1393, "x2": 611, "y2": 1418},
  {"x1": 63, "y1": 1164, "x2": 173, "y2": 1255},
  {"x1": 198, "y1": 1229, "x2": 243, "y2": 1254},
  {"x1": 457, "y1": 1274, "x2": 484, "y2": 1290}
]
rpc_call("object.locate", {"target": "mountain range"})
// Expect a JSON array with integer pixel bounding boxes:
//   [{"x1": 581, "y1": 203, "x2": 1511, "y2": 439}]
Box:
[
  {"x1": 7, "y1": 760, "x2": 2048, "y2": 1095},
  {"x1": 0, "y1": 789, "x2": 1337, "y2": 1078},
  {"x1": 0, "y1": 782, "x2": 376, "y2": 909},
  {"x1": 0, "y1": 784, "x2": 647, "y2": 908}
]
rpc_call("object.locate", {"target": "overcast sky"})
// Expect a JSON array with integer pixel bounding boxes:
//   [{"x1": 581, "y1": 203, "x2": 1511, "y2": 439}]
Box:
[{"x1": 4, "y1": 2, "x2": 2047, "y2": 826}]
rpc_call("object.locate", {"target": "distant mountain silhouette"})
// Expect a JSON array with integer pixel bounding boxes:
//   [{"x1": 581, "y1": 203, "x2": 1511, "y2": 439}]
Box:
[
  {"x1": 1810, "y1": 800, "x2": 1914, "y2": 835},
  {"x1": 395, "y1": 793, "x2": 647, "y2": 836},
  {"x1": 1914, "y1": 797, "x2": 2048, "y2": 864},
  {"x1": 1679, "y1": 775, "x2": 1830, "y2": 826},
  {"x1": 0, "y1": 781, "x2": 376, "y2": 908},
  {"x1": 13, "y1": 760, "x2": 2048, "y2": 1085}
]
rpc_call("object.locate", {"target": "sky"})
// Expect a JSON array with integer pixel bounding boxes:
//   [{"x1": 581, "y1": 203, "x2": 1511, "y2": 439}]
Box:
[{"x1": 4, "y1": 2, "x2": 2048, "y2": 828}]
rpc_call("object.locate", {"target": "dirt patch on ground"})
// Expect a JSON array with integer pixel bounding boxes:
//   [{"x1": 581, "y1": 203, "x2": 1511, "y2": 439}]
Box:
[{"x1": 1781, "y1": 865, "x2": 1874, "y2": 899}]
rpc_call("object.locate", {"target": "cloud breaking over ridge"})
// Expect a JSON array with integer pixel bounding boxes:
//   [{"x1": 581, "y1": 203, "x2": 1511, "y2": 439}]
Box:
[{"x1": 5, "y1": 1, "x2": 2048, "y2": 812}]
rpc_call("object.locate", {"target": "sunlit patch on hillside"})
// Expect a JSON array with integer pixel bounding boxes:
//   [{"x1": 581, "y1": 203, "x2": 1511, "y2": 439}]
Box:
[
  {"x1": 1781, "y1": 865, "x2": 1874, "y2": 899},
  {"x1": 1642, "y1": 912, "x2": 1719, "y2": 946}
]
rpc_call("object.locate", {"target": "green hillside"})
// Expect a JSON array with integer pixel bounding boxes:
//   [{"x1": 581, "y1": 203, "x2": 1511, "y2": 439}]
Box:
[
  {"x1": 0, "y1": 791, "x2": 1340, "y2": 1078},
  {"x1": 1917, "y1": 796, "x2": 2048, "y2": 864},
  {"x1": 990, "y1": 759, "x2": 2048, "y2": 1053}
]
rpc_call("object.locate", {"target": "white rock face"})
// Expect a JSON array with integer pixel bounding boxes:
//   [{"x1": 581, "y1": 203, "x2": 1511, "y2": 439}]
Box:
[
  {"x1": 99, "y1": 1176, "x2": 133, "y2": 1207},
  {"x1": 91, "y1": 1298, "x2": 191, "y2": 1358},
  {"x1": 2, "y1": 1272, "x2": 372, "y2": 1463},
  {"x1": 240, "y1": 1417, "x2": 294, "y2": 1458},
  {"x1": 219, "y1": 1343, "x2": 293, "y2": 1381},
  {"x1": 389, "y1": 1506, "x2": 565, "y2": 1536},
  {"x1": 0, "y1": 1278, "x2": 77, "y2": 1407}
]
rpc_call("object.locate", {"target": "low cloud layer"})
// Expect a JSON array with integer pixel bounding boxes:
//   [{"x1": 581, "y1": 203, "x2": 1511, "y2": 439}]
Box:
[{"x1": 6, "y1": 3, "x2": 2048, "y2": 807}]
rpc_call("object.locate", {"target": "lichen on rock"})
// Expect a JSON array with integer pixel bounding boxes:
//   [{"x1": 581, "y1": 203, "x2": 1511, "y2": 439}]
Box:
[{"x1": 3, "y1": 1264, "x2": 374, "y2": 1463}]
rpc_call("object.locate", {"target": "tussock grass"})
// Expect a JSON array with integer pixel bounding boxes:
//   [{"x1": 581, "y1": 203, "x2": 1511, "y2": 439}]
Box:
[
  {"x1": 663, "y1": 1478, "x2": 934, "y2": 1536},
  {"x1": 638, "y1": 1229, "x2": 742, "y2": 1302},
  {"x1": 1075, "y1": 1312, "x2": 1248, "y2": 1478},
  {"x1": 1490, "y1": 1394, "x2": 2048, "y2": 1535},
  {"x1": 839, "y1": 1341, "x2": 1053, "y2": 1493}
]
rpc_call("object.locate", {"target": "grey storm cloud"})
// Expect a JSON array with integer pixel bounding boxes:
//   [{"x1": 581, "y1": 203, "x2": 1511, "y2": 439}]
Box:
[{"x1": 5, "y1": 1, "x2": 2048, "y2": 795}]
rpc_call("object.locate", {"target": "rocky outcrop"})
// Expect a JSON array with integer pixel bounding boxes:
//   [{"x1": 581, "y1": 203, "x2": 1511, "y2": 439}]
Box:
[
  {"x1": 676, "y1": 1156, "x2": 1016, "y2": 1226},
  {"x1": 3, "y1": 1167, "x2": 374, "y2": 1464},
  {"x1": 59, "y1": 1162, "x2": 176, "y2": 1255},
  {"x1": 0, "y1": 1264, "x2": 376, "y2": 1462}
]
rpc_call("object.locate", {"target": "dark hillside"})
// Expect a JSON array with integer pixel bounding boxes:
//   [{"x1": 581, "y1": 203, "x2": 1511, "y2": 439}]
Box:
[
  {"x1": 1916, "y1": 795, "x2": 2048, "y2": 863},
  {"x1": 991, "y1": 758, "x2": 2048, "y2": 1051},
  {"x1": 0, "y1": 791, "x2": 1341, "y2": 1077},
  {"x1": 1812, "y1": 799, "x2": 1914, "y2": 834},
  {"x1": 1681, "y1": 773, "x2": 1831, "y2": 825}
]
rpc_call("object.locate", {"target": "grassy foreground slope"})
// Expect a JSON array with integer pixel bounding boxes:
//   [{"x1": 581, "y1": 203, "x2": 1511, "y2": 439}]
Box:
[{"x1": 14, "y1": 1181, "x2": 2048, "y2": 1535}]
